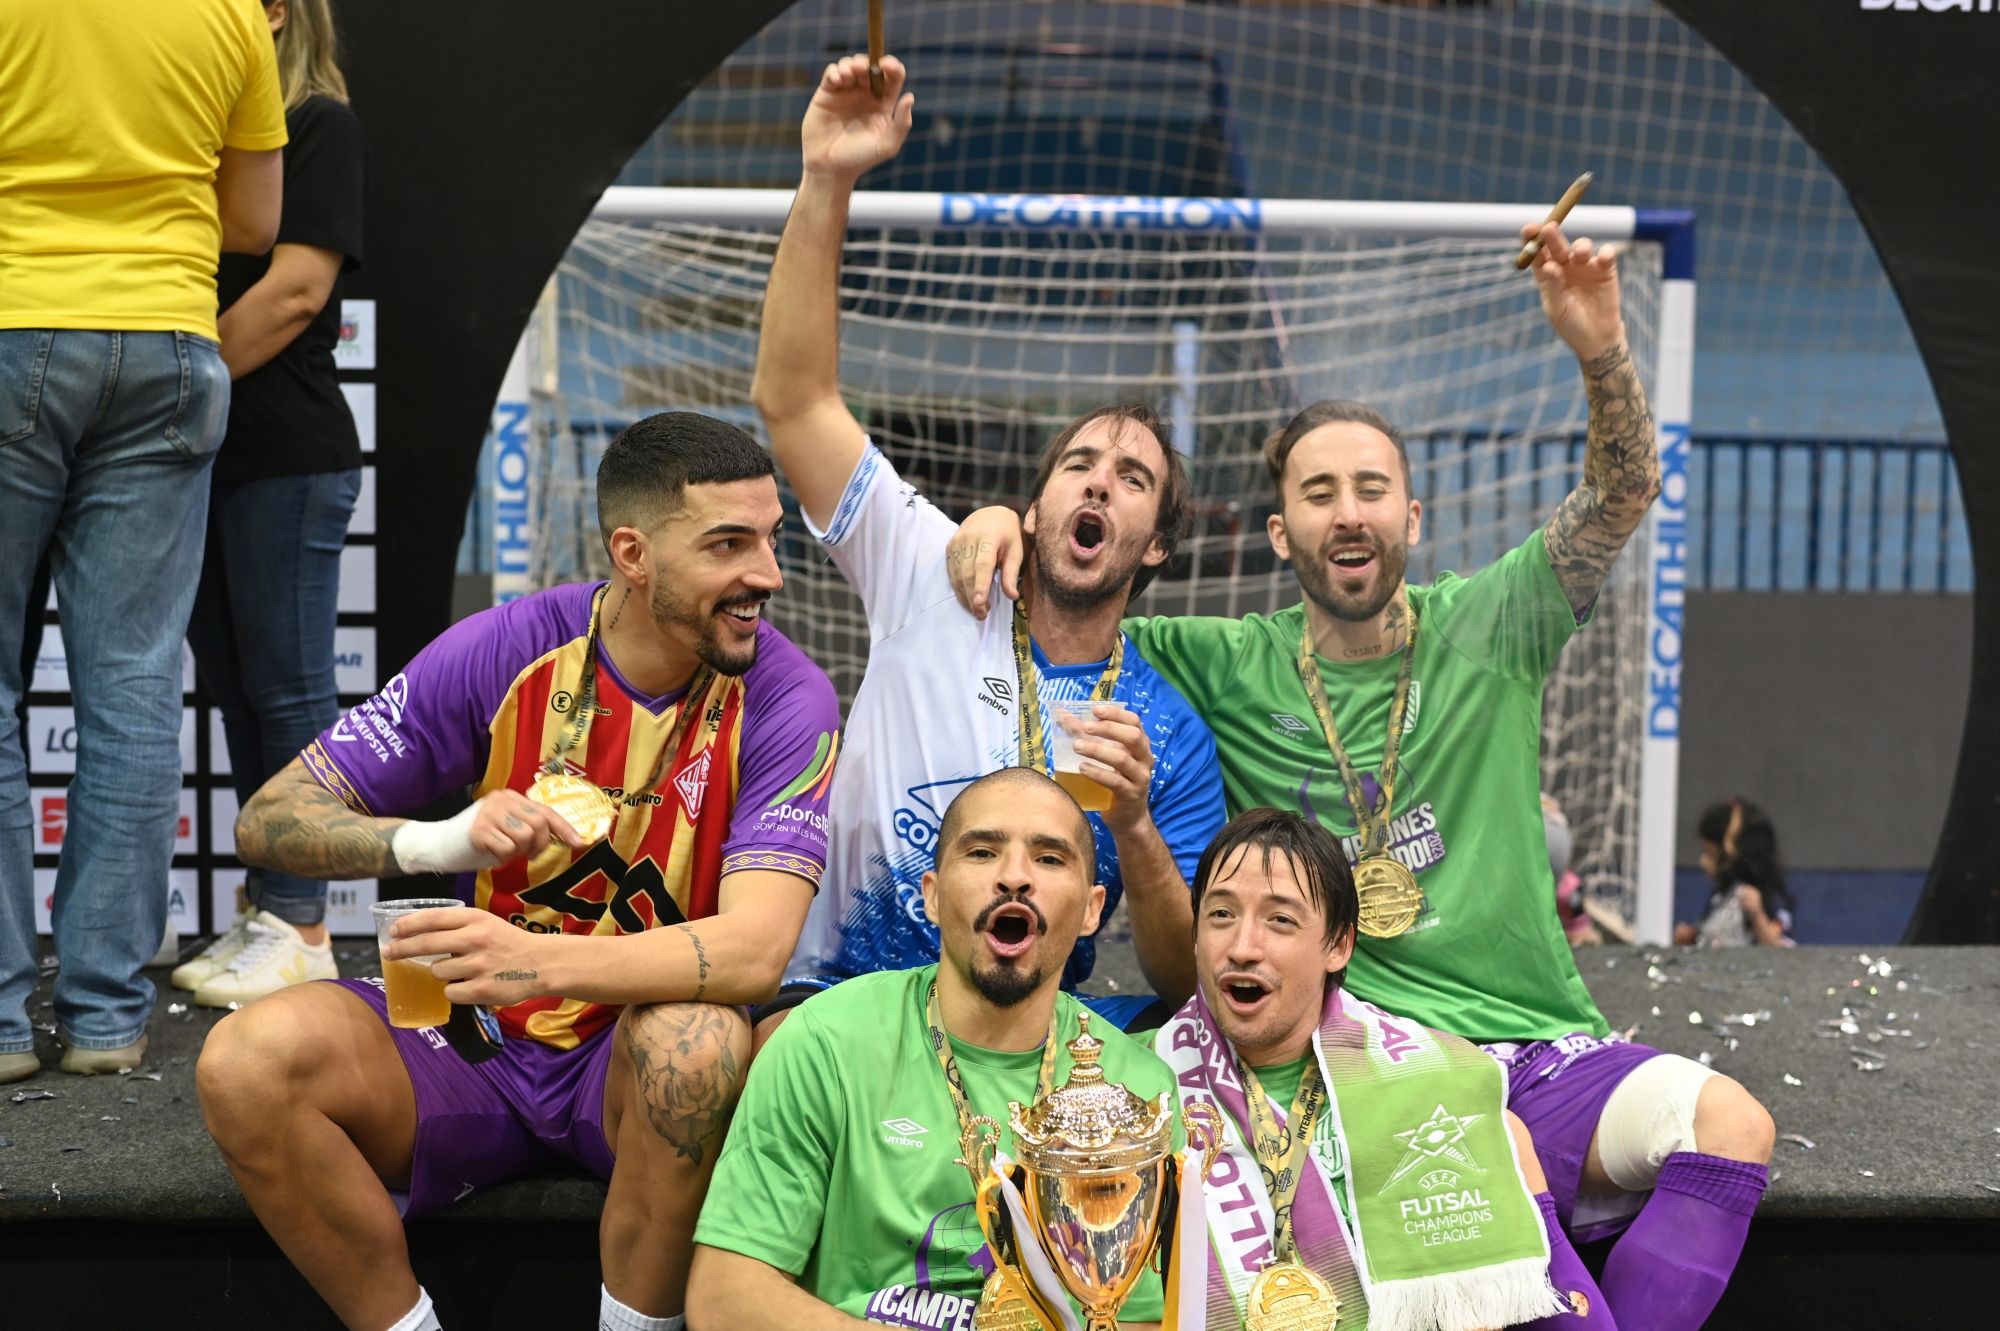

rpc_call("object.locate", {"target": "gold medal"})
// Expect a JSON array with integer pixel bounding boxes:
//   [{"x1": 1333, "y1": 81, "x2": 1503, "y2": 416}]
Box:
[
  {"x1": 1353, "y1": 853, "x2": 1424, "y2": 938},
  {"x1": 526, "y1": 771, "x2": 616, "y2": 843},
  {"x1": 973, "y1": 1269, "x2": 1051, "y2": 1331},
  {"x1": 1246, "y1": 1261, "x2": 1339, "y2": 1331}
]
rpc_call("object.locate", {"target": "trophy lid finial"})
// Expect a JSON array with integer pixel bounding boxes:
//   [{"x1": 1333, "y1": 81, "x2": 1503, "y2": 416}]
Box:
[{"x1": 1009, "y1": 1009, "x2": 1172, "y2": 1170}]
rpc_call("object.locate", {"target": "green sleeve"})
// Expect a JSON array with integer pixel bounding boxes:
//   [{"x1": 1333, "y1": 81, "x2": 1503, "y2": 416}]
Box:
[
  {"x1": 1121, "y1": 615, "x2": 1237, "y2": 715},
  {"x1": 692, "y1": 1007, "x2": 839, "y2": 1275},
  {"x1": 1426, "y1": 529, "x2": 1586, "y2": 683}
]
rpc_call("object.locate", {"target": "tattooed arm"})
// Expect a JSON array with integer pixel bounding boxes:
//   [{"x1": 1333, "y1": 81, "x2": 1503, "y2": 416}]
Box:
[
  {"x1": 235, "y1": 757, "x2": 407, "y2": 878},
  {"x1": 532, "y1": 868, "x2": 814, "y2": 1008},
  {"x1": 1543, "y1": 343, "x2": 1660, "y2": 615},
  {"x1": 1521, "y1": 220, "x2": 1662, "y2": 615},
  {"x1": 236, "y1": 756, "x2": 582, "y2": 880}
]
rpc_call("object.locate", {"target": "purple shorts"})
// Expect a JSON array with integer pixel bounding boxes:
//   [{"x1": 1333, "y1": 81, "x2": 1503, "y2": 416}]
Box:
[
  {"x1": 331, "y1": 978, "x2": 619, "y2": 1216},
  {"x1": 1486, "y1": 1033, "x2": 1663, "y2": 1243}
]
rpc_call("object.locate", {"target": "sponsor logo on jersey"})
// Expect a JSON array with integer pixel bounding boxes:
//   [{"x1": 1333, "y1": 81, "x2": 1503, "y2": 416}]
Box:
[
  {"x1": 976, "y1": 676, "x2": 1013, "y2": 716},
  {"x1": 674, "y1": 749, "x2": 712, "y2": 819},
  {"x1": 880, "y1": 1116, "x2": 929, "y2": 1147}
]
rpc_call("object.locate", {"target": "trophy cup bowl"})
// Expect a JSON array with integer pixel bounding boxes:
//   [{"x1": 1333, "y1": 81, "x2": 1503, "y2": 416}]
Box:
[{"x1": 1007, "y1": 1015, "x2": 1179, "y2": 1331}]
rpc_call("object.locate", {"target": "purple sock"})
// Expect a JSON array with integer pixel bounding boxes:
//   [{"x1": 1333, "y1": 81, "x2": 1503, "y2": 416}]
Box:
[
  {"x1": 1517, "y1": 1192, "x2": 1618, "y2": 1328},
  {"x1": 1598, "y1": 1152, "x2": 1768, "y2": 1331}
]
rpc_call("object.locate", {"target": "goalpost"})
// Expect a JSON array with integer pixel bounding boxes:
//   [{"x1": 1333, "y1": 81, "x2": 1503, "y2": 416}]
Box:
[{"x1": 509, "y1": 186, "x2": 1693, "y2": 943}]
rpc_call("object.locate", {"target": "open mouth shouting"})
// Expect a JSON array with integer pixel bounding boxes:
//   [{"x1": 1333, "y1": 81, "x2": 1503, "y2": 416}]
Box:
[
  {"x1": 975, "y1": 898, "x2": 1046, "y2": 961},
  {"x1": 1069, "y1": 509, "x2": 1108, "y2": 563},
  {"x1": 1217, "y1": 970, "x2": 1276, "y2": 1018}
]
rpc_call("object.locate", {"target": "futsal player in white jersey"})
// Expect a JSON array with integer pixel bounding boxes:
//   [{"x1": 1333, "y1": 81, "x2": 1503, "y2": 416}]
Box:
[{"x1": 751, "y1": 52, "x2": 1226, "y2": 1035}]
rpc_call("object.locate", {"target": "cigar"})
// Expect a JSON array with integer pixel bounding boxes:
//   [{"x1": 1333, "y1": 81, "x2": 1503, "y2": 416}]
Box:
[
  {"x1": 868, "y1": 0, "x2": 886, "y2": 97},
  {"x1": 1515, "y1": 172, "x2": 1594, "y2": 271}
]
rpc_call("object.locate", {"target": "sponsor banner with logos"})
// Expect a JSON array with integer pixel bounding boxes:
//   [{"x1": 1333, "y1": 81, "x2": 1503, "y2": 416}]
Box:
[
  {"x1": 29, "y1": 625, "x2": 194, "y2": 695},
  {"x1": 35, "y1": 867, "x2": 201, "y2": 935},
  {"x1": 35, "y1": 787, "x2": 200, "y2": 856},
  {"x1": 334, "y1": 298, "x2": 377, "y2": 370},
  {"x1": 27, "y1": 706, "x2": 197, "y2": 777}
]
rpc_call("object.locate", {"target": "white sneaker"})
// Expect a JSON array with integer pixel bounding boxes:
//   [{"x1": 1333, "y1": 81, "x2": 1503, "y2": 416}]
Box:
[
  {"x1": 149, "y1": 909, "x2": 181, "y2": 969},
  {"x1": 170, "y1": 909, "x2": 256, "y2": 992},
  {"x1": 190, "y1": 912, "x2": 337, "y2": 1007}
]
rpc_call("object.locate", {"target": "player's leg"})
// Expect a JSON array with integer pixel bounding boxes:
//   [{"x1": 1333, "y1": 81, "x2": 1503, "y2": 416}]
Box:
[
  {"x1": 197, "y1": 980, "x2": 424, "y2": 1329},
  {"x1": 1587, "y1": 1060, "x2": 1773, "y2": 1331},
  {"x1": 597, "y1": 1000, "x2": 753, "y2": 1323},
  {"x1": 1506, "y1": 1111, "x2": 1616, "y2": 1329}
]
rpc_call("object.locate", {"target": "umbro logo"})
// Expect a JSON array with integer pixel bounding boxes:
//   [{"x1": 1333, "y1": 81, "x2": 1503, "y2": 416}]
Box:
[
  {"x1": 977, "y1": 676, "x2": 1013, "y2": 716},
  {"x1": 1271, "y1": 713, "x2": 1310, "y2": 737},
  {"x1": 880, "y1": 1116, "x2": 929, "y2": 1148}
]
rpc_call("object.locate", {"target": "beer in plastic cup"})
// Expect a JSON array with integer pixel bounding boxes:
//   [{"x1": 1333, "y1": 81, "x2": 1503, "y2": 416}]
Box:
[
  {"x1": 1046, "y1": 700, "x2": 1114, "y2": 813},
  {"x1": 371, "y1": 898, "x2": 460, "y2": 1029}
]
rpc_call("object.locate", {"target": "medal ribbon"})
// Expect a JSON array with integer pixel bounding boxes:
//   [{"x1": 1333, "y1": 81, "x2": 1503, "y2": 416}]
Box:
[
  {"x1": 541, "y1": 585, "x2": 717, "y2": 796},
  {"x1": 1011, "y1": 602, "x2": 1124, "y2": 772},
  {"x1": 1237, "y1": 1059, "x2": 1329, "y2": 1265},
  {"x1": 926, "y1": 979, "x2": 1062, "y2": 1177},
  {"x1": 1294, "y1": 604, "x2": 1420, "y2": 857}
]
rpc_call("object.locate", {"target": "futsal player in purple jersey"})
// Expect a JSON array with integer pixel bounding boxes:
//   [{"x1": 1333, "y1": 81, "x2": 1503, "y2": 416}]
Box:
[{"x1": 196, "y1": 414, "x2": 841, "y2": 1331}]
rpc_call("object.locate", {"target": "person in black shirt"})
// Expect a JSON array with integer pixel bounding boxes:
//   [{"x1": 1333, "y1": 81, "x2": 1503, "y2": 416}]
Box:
[{"x1": 180, "y1": 0, "x2": 366, "y2": 1007}]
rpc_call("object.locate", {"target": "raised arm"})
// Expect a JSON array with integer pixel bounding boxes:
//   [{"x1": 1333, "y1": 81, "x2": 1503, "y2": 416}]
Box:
[
  {"x1": 751, "y1": 53, "x2": 915, "y2": 529},
  {"x1": 1526, "y1": 220, "x2": 1663, "y2": 615}
]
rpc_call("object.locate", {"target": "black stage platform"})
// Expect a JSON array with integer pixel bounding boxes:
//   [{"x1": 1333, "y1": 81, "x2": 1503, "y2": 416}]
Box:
[{"x1": 4, "y1": 944, "x2": 1995, "y2": 1327}]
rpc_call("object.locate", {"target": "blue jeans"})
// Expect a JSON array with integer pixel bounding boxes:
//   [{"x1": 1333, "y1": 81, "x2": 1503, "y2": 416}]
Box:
[
  {"x1": 0, "y1": 329, "x2": 229, "y2": 1052},
  {"x1": 185, "y1": 469, "x2": 359, "y2": 927}
]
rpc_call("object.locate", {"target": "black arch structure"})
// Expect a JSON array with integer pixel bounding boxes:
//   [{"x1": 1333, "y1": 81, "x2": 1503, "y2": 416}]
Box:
[{"x1": 338, "y1": 1, "x2": 1998, "y2": 941}]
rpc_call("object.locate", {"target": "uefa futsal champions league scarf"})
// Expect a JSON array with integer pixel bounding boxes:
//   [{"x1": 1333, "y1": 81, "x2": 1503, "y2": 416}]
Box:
[{"x1": 1158, "y1": 986, "x2": 1565, "y2": 1331}]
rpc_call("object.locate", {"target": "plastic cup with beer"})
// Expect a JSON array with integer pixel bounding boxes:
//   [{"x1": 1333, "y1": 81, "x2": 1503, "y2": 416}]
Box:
[
  {"x1": 371, "y1": 898, "x2": 461, "y2": 1029},
  {"x1": 1046, "y1": 699, "x2": 1115, "y2": 814}
]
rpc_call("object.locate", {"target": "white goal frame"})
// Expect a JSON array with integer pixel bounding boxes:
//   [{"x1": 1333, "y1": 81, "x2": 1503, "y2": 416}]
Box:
[{"x1": 497, "y1": 187, "x2": 1696, "y2": 943}]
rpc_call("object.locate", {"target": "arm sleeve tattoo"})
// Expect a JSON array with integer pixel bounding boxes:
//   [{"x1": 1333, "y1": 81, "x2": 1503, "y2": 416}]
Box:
[
  {"x1": 1543, "y1": 344, "x2": 1663, "y2": 614},
  {"x1": 236, "y1": 765, "x2": 405, "y2": 879}
]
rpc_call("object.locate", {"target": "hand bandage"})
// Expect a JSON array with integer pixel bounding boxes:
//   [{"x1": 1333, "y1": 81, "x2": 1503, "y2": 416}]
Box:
[{"x1": 391, "y1": 800, "x2": 494, "y2": 875}]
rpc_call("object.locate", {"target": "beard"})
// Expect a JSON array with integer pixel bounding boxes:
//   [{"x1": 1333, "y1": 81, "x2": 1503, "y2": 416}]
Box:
[
  {"x1": 1292, "y1": 531, "x2": 1409, "y2": 624},
  {"x1": 1031, "y1": 507, "x2": 1148, "y2": 614},
  {"x1": 650, "y1": 576, "x2": 764, "y2": 677},
  {"x1": 969, "y1": 958, "x2": 1047, "y2": 1008}
]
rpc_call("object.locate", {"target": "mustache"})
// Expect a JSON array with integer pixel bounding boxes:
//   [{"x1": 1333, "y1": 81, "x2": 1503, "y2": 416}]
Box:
[{"x1": 972, "y1": 894, "x2": 1049, "y2": 936}]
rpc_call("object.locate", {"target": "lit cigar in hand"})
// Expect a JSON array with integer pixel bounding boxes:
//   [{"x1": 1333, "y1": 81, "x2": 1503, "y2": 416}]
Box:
[{"x1": 1515, "y1": 172, "x2": 1594, "y2": 271}]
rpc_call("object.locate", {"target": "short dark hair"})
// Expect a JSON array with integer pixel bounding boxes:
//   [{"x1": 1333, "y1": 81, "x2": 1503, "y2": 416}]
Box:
[
  {"x1": 595, "y1": 411, "x2": 775, "y2": 547},
  {"x1": 937, "y1": 767, "x2": 1095, "y2": 865},
  {"x1": 1027, "y1": 403, "x2": 1192, "y2": 599},
  {"x1": 1190, "y1": 808, "x2": 1359, "y2": 960},
  {"x1": 1262, "y1": 399, "x2": 1412, "y2": 503}
]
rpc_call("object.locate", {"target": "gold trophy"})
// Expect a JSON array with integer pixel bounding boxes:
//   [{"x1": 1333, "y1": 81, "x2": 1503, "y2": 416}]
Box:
[{"x1": 965, "y1": 1016, "x2": 1221, "y2": 1331}]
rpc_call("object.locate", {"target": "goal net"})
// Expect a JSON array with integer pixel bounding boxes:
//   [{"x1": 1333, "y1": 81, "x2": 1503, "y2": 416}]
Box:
[{"x1": 522, "y1": 190, "x2": 1676, "y2": 934}]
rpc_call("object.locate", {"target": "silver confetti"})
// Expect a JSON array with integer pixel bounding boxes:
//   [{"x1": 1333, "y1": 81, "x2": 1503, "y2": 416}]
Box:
[
  {"x1": 99, "y1": 1115, "x2": 119, "y2": 1123},
  {"x1": 1984, "y1": 1185, "x2": 2000, "y2": 1195},
  {"x1": 8, "y1": 1089, "x2": 56, "y2": 1103},
  {"x1": 1722, "y1": 1010, "x2": 1772, "y2": 1027},
  {"x1": 166, "y1": 1003, "x2": 187, "y2": 1016},
  {"x1": 1783, "y1": 1074, "x2": 1803, "y2": 1087},
  {"x1": 120, "y1": 1096, "x2": 138, "y2": 1105},
  {"x1": 0, "y1": 1136, "x2": 11, "y2": 1148},
  {"x1": 1687, "y1": 1011, "x2": 1704, "y2": 1025},
  {"x1": 1698, "y1": 1050, "x2": 1715, "y2": 1066},
  {"x1": 1859, "y1": 1170, "x2": 1876, "y2": 1178},
  {"x1": 1781, "y1": 1133, "x2": 1816, "y2": 1150},
  {"x1": 138, "y1": 1071, "x2": 162, "y2": 1082},
  {"x1": 1851, "y1": 1053, "x2": 1888, "y2": 1072},
  {"x1": 51, "y1": 1183, "x2": 60, "y2": 1201}
]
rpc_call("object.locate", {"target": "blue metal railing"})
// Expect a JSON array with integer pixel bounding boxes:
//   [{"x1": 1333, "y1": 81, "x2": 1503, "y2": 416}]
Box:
[{"x1": 458, "y1": 433, "x2": 1971, "y2": 594}]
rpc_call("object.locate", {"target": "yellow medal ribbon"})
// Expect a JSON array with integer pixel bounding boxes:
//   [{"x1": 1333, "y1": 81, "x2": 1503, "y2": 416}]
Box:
[
  {"x1": 1011, "y1": 601, "x2": 1124, "y2": 771},
  {"x1": 1295, "y1": 606, "x2": 1427, "y2": 937}
]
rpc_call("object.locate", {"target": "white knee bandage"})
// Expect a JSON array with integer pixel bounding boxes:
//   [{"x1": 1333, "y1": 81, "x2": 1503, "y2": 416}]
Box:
[{"x1": 1593, "y1": 1053, "x2": 1716, "y2": 1192}]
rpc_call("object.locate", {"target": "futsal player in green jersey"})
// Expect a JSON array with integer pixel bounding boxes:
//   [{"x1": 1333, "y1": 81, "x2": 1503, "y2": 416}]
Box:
[
  {"x1": 688, "y1": 768, "x2": 1173, "y2": 1331},
  {"x1": 944, "y1": 223, "x2": 1774, "y2": 1330}
]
